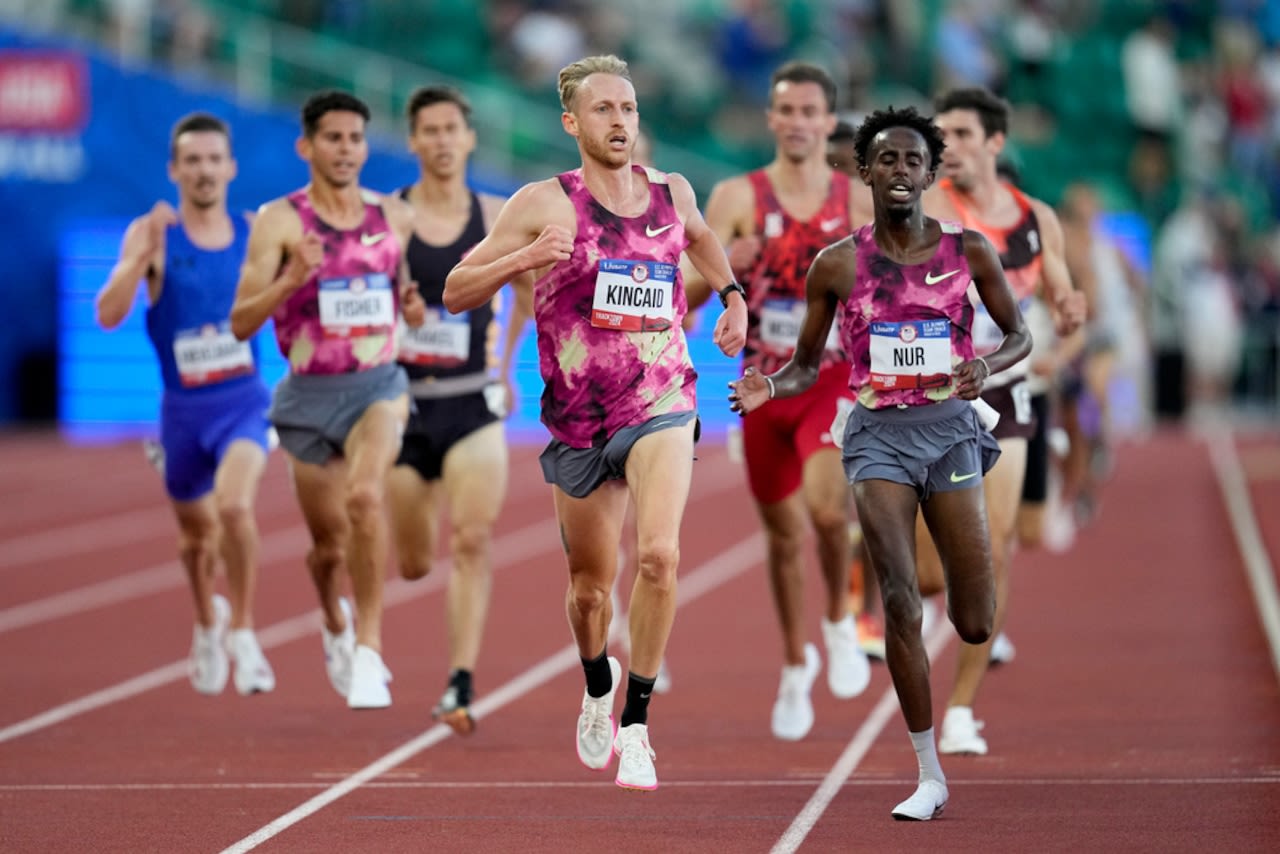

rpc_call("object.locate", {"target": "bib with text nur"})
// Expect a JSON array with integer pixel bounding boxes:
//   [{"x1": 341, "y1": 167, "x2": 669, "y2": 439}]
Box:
[
  {"x1": 398, "y1": 309, "x2": 469, "y2": 367},
  {"x1": 591, "y1": 259, "x2": 675, "y2": 332},
  {"x1": 173, "y1": 322, "x2": 254, "y2": 388},
  {"x1": 319, "y1": 273, "x2": 394, "y2": 337},
  {"x1": 869, "y1": 319, "x2": 951, "y2": 390},
  {"x1": 760, "y1": 297, "x2": 840, "y2": 354}
]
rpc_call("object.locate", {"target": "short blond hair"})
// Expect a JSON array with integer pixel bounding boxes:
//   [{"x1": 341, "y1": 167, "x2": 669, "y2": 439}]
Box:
[{"x1": 558, "y1": 54, "x2": 631, "y2": 112}]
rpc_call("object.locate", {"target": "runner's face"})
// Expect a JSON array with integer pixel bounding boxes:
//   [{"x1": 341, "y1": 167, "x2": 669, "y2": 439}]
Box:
[
  {"x1": 862, "y1": 127, "x2": 933, "y2": 217},
  {"x1": 301, "y1": 110, "x2": 368, "y2": 188},
  {"x1": 169, "y1": 131, "x2": 235, "y2": 210},
  {"x1": 566, "y1": 74, "x2": 638, "y2": 169},
  {"x1": 767, "y1": 80, "x2": 836, "y2": 164},
  {"x1": 408, "y1": 101, "x2": 475, "y2": 180},
  {"x1": 826, "y1": 139, "x2": 858, "y2": 177},
  {"x1": 935, "y1": 108, "x2": 1000, "y2": 191}
]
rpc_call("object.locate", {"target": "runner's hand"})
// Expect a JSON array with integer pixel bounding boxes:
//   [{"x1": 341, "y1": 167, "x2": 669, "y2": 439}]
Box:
[
  {"x1": 400, "y1": 279, "x2": 426, "y2": 327},
  {"x1": 141, "y1": 200, "x2": 178, "y2": 256},
  {"x1": 728, "y1": 366, "x2": 771, "y2": 414},
  {"x1": 1053, "y1": 289, "x2": 1087, "y2": 336},
  {"x1": 954, "y1": 358, "x2": 989, "y2": 400},
  {"x1": 713, "y1": 297, "x2": 747, "y2": 357},
  {"x1": 522, "y1": 224, "x2": 574, "y2": 270},
  {"x1": 281, "y1": 231, "x2": 324, "y2": 292}
]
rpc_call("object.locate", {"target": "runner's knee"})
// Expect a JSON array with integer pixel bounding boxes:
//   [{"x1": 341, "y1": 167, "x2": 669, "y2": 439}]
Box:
[
  {"x1": 634, "y1": 539, "x2": 679, "y2": 589},
  {"x1": 345, "y1": 481, "x2": 385, "y2": 533},
  {"x1": 450, "y1": 519, "x2": 492, "y2": 568}
]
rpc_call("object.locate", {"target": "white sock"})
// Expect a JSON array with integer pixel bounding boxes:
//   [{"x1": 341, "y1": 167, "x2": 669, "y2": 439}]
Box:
[{"x1": 909, "y1": 727, "x2": 945, "y2": 783}]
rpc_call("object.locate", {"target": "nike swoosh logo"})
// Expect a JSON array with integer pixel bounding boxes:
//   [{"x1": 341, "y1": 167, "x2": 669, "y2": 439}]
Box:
[
  {"x1": 924, "y1": 270, "x2": 960, "y2": 285},
  {"x1": 645, "y1": 224, "x2": 675, "y2": 238},
  {"x1": 820, "y1": 218, "x2": 842, "y2": 232},
  {"x1": 360, "y1": 232, "x2": 388, "y2": 246},
  {"x1": 949, "y1": 471, "x2": 979, "y2": 483}
]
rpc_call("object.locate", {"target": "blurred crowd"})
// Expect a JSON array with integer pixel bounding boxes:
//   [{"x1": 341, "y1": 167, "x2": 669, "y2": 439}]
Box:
[{"x1": 12, "y1": 0, "x2": 1280, "y2": 422}]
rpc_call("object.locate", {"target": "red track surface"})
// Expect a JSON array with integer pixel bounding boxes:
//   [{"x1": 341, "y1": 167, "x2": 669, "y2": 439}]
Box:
[{"x1": 1, "y1": 426, "x2": 1277, "y2": 853}]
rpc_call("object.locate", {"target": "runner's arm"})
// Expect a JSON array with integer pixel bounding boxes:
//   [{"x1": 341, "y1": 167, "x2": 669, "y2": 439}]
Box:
[
  {"x1": 230, "y1": 201, "x2": 315, "y2": 340},
  {"x1": 95, "y1": 203, "x2": 174, "y2": 328},
  {"x1": 962, "y1": 229, "x2": 1031, "y2": 398}
]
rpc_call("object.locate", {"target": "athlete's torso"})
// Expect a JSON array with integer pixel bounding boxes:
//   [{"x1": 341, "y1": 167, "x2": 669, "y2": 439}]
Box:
[
  {"x1": 533, "y1": 165, "x2": 697, "y2": 448},
  {"x1": 742, "y1": 168, "x2": 852, "y2": 374},
  {"x1": 146, "y1": 214, "x2": 260, "y2": 395},
  {"x1": 272, "y1": 188, "x2": 402, "y2": 375},
  {"x1": 841, "y1": 221, "x2": 976, "y2": 409},
  {"x1": 938, "y1": 178, "x2": 1041, "y2": 385},
  {"x1": 396, "y1": 188, "x2": 496, "y2": 381}
]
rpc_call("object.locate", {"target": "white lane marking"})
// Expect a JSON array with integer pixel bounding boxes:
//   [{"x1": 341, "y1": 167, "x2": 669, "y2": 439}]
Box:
[
  {"x1": 219, "y1": 534, "x2": 765, "y2": 854},
  {"x1": 772, "y1": 617, "x2": 955, "y2": 854},
  {"x1": 1208, "y1": 431, "x2": 1280, "y2": 680}
]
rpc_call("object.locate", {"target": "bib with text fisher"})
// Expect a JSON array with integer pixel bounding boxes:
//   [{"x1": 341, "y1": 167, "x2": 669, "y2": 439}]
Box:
[
  {"x1": 760, "y1": 297, "x2": 840, "y2": 354},
  {"x1": 591, "y1": 259, "x2": 675, "y2": 332},
  {"x1": 398, "y1": 309, "x2": 470, "y2": 367},
  {"x1": 173, "y1": 322, "x2": 254, "y2": 388},
  {"x1": 869, "y1": 319, "x2": 952, "y2": 390},
  {"x1": 319, "y1": 273, "x2": 394, "y2": 337}
]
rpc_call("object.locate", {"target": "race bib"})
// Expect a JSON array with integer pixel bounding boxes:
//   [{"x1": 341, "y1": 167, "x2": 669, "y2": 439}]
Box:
[
  {"x1": 590, "y1": 259, "x2": 675, "y2": 332},
  {"x1": 318, "y1": 273, "x2": 394, "y2": 336},
  {"x1": 869, "y1": 319, "x2": 952, "y2": 390},
  {"x1": 398, "y1": 309, "x2": 469, "y2": 367},
  {"x1": 172, "y1": 322, "x2": 254, "y2": 388},
  {"x1": 759, "y1": 298, "x2": 840, "y2": 353}
]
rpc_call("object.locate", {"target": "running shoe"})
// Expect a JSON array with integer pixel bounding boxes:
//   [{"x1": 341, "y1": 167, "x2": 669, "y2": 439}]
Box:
[
  {"x1": 226, "y1": 627, "x2": 275, "y2": 696},
  {"x1": 433, "y1": 685, "x2": 475, "y2": 735},
  {"x1": 188, "y1": 594, "x2": 230, "y2": 695},
  {"x1": 576, "y1": 656, "x2": 621, "y2": 770},
  {"x1": 822, "y1": 614, "x2": 871, "y2": 698},
  {"x1": 322, "y1": 597, "x2": 355, "y2": 699},
  {"x1": 938, "y1": 705, "x2": 988, "y2": 756},
  {"x1": 347, "y1": 644, "x2": 393, "y2": 709},
  {"x1": 891, "y1": 779, "x2": 948, "y2": 821},
  {"x1": 614, "y1": 723, "x2": 658, "y2": 791},
  {"x1": 771, "y1": 643, "x2": 821, "y2": 741}
]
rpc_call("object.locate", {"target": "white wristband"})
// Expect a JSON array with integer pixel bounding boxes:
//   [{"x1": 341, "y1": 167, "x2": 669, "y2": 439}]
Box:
[{"x1": 765, "y1": 375, "x2": 776, "y2": 399}]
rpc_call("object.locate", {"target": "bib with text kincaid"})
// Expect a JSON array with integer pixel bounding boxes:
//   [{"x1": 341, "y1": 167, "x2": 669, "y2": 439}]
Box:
[
  {"x1": 590, "y1": 259, "x2": 675, "y2": 332},
  {"x1": 869, "y1": 319, "x2": 952, "y2": 391},
  {"x1": 397, "y1": 309, "x2": 470, "y2": 367},
  {"x1": 172, "y1": 322, "x2": 254, "y2": 388},
  {"x1": 759, "y1": 297, "x2": 840, "y2": 353},
  {"x1": 318, "y1": 273, "x2": 394, "y2": 337}
]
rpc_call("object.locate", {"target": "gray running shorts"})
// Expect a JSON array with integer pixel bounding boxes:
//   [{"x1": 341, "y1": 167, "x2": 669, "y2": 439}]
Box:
[
  {"x1": 841, "y1": 397, "x2": 1001, "y2": 501},
  {"x1": 269, "y1": 362, "x2": 409, "y2": 465},
  {"x1": 539, "y1": 410, "x2": 698, "y2": 499}
]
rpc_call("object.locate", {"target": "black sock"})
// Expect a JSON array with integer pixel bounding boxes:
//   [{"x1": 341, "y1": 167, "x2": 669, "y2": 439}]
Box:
[
  {"x1": 581, "y1": 649, "x2": 612, "y2": 698},
  {"x1": 449, "y1": 669, "x2": 473, "y2": 706},
  {"x1": 620, "y1": 672, "x2": 656, "y2": 728}
]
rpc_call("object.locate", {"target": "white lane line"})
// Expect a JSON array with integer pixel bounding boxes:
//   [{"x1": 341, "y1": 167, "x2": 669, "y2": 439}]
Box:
[
  {"x1": 218, "y1": 534, "x2": 766, "y2": 854},
  {"x1": 772, "y1": 618, "x2": 955, "y2": 854},
  {"x1": 0, "y1": 518, "x2": 558, "y2": 744},
  {"x1": 0, "y1": 527, "x2": 309, "y2": 634},
  {"x1": 1208, "y1": 431, "x2": 1280, "y2": 680},
  {"x1": 0, "y1": 506, "x2": 175, "y2": 572},
  {"x1": 0, "y1": 460, "x2": 746, "y2": 742},
  {"x1": 9, "y1": 775, "x2": 1279, "y2": 793}
]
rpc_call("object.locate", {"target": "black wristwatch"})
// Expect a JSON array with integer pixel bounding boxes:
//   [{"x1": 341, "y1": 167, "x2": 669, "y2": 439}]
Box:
[{"x1": 718, "y1": 281, "x2": 746, "y2": 308}]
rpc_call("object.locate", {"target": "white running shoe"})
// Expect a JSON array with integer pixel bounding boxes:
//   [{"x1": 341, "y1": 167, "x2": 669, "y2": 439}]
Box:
[
  {"x1": 920, "y1": 597, "x2": 939, "y2": 638},
  {"x1": 771, "y1": 643, "x2": 821, "y2": 741},
  {"x1": 821, "y1": 614, "x2": 871, "y2": 699},
  {"x1": 576, "y1": 656, "x2": 622, "y2": 770},
  {"x1": 653, "y1": 658, "x2": 672, "y2": 695},
  {"x1": 322, "y1": 598, "x2": 355, "y2": 699},
  {"x1": 989, "y1": 632, "x2": 1017, "y2": 665},
  {"x1": 347, "y1": 644, "x2": 393, "y2": 709},
  {"x1": 226, "y1": 627, "x2": 276, "y2": 696},
  {"x1": 614, "y1": 723, "x2": 658, "y2": 791},
  {"x1": 891, "y1": 778, "x2": 948, "y2": 821},
  {"x1": 188, "y1": 594, "x2": 230, "y2": 695},
  {"x1": 938, "y1": 705, "x2": 988, "y2": 755}
]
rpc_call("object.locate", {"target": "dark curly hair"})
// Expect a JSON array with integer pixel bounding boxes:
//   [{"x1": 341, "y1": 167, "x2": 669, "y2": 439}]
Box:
[{"x1": 853, "y1": 106, "x2": 946, "y2": 173}]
